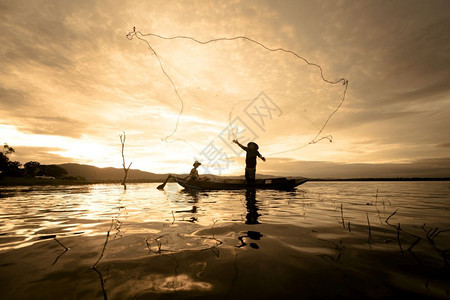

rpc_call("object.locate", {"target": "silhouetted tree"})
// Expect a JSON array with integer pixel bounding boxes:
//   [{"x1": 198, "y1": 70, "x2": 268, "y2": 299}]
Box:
[
  {"x1": 0, "y1": 153, "x2": 8, "y2": 175},
  {"x1": 120, "y1": 132, "x2": 132, "y2": 190},
  {"x1": 0, "y1": 144, "x2": 22, "y2": 177},
  {"x1": 24, "y1": 161, "x2": 41, "y2": 177},
  {"x1": 6, "y1": 161, "x2": 23, "y2": 176},
  {"x1": 2, "y1": 144, "x2": 14, "y2": 155},
  {"x1": 0, "y1": 144, "x2": 13, "y2": 172}
]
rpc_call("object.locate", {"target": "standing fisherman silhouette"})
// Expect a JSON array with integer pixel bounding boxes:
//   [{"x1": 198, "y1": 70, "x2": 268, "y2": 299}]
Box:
[{"x1": 232, "y1": 140, "x2": 266, "y2": 183}]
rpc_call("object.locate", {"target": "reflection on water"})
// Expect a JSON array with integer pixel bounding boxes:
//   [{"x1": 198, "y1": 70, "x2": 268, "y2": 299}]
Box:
[
  {"x1": 239, "y1": 188, "x2": 263, "y2": 249},
  {"x1": 0, "y1": 181, "x2": 449, "y2": 299},
  {"x1": 245, "y1": 188, "x2": 260, "y2": 225}
]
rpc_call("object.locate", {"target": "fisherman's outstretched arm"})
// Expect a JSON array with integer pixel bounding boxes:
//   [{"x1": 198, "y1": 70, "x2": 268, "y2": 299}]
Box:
[
  {"x1": 232, "y1": 139, "x2": 247, "y2": 151},
  {"x1": 257, "y1": 151, "x2": 266, "y2": 162}
]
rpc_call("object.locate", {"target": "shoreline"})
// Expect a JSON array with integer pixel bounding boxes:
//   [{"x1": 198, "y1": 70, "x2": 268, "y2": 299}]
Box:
[
  {"x1": 0, "y1": 177, "x2": 163, "y2": 187},
  {"x1": 1, "y1": 176, "x2": 449, "y2": 186},
  {"x1": 306, "y1": 177, "x2": 450, "y2": 182}
]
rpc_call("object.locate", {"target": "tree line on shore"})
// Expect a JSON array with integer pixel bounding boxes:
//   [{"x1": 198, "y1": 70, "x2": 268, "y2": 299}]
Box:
[{"x1": 0, "y1": 144, "x2": 78, "y2": 180}]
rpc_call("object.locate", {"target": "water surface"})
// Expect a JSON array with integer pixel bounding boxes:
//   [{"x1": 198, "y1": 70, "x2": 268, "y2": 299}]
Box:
[{"x1": 0, "y1": 181, "x2": 449, "y2": 299}]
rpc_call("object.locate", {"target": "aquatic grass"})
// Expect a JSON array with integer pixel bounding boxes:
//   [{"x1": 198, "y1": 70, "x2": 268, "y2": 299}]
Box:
[
  {"x1": 385, "y1": 208, "x2": 399, "y2": 224},
  {"x1": 339, "y1": 204, "x2": 345, "y2": 229},
  {"x1": 37, "y1": 235, "x2": 69, "y2": 265},
  {"x1": 225, "y1": 248, "x2": 239, "y2": 299},
  {"x1": 318, "y1": 239, "x2": 345, "y2": 263},
  {"x1": 421, "y1": 224, "x2": 450, "y2": 269},
  {"x1": 146, "y1": 236, "x2": 163, "y2": 254},
  {"x1": 384, "y1": 208, "x2": 450, "y2": 268},
  {"x1": 52, "y1": 237, "x2": 69, "y2": 265},
  {"x1": 92, "y1": 218, "x2": 116, "y2": 300},
  {"x1": 326, "y1": 189, "x2": 450, "y2": 272},
  {"x1": 366, "y1": 212, "x2": 373, "y2": 248},
  {"x1": 198, "y1": 220, "x2": 224, "y2": 257},
  {"x1": 397, "y1": 223, "x2": 404, "y2": 256},
  {"x1": 384, "y1": 209, "x2": 422, "y2": 257}
]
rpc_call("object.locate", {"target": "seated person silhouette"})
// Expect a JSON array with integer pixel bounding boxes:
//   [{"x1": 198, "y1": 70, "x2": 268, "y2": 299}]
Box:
[
  {"x1": 184, "y1": 161, "x2": 205, "y2": 181},
  {"x1": 157, "y1": 161, "x2": 205, "y2": 190}
]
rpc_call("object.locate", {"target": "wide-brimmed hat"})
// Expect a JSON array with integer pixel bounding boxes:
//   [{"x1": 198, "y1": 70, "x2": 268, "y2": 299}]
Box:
[
  {"x1": 193, "y1": 160, "x2": 201, "y2": 167},
  {"x1": 247, "y1": 142, "x2": 259, "y2": 150}
]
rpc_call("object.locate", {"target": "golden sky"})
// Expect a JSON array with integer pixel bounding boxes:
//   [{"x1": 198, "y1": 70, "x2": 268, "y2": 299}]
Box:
[{"x1": 1, "y1": 0, "x2": 450, "y2": 177}]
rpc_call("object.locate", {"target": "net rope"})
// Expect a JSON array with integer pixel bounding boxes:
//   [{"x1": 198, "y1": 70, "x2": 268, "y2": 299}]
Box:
[{"x1": 126, "y1": 28, "x2": 348, "y2": 156}]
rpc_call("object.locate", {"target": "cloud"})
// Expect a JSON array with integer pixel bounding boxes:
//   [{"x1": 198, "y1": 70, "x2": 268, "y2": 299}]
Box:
[
  {"x1": 385, "y1": 81, "x2": 450, "y2": 104},
  {"x1": 0, "y1": 87, "x2": 29, "y2": 108},
  {"x1": 306, "y1": 1, "x2": 450, "y2": 109},
  {"x1": 373, "y1": 18, "x2": 450, "y2": 105},
  {"x1": 0, "y1": 85, "x2": 88, "y2": 138},
  {"x1": 437, "y1": 143, "x2": 450, "y2": 148},
  {"x1": 9, "y1": 146, "x2": 71, "y2": 165},
  {"x1": 13, "y1": 116, "x2": 87, "y2": 138}
]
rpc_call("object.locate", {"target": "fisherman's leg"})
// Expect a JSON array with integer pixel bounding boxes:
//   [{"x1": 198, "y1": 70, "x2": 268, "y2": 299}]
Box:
[
  {"x1": 245, "y1": 167, "x2": 256, "y2": 183},
  {"x1": 249, "y1": 169, "x2": 256, "y2": 183},
  {"x1": 245, "y1": 168, "x2": 251, "y2": 182}
]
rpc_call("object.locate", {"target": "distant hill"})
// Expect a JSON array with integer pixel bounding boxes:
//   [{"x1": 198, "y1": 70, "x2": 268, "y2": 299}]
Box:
[
  {"x1": 59, "y1": 163, "x2": 170, "y2": 181},
  {"x1": 57, "y1": 163, "x2": 281, "y2": 182}
]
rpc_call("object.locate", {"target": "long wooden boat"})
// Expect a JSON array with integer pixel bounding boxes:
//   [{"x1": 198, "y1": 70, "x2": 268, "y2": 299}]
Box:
[{"x1": 173, "y1": 176, "x2": 307, "y2": 191}]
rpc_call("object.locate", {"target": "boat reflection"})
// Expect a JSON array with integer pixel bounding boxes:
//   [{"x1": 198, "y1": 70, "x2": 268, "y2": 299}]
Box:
[
  {"x1": 181, "y1": 188, "x2": 202, "y2": 202},
  {"x1": 175, "y1": 189, "x2": 201, "y2": 223}
]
